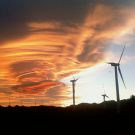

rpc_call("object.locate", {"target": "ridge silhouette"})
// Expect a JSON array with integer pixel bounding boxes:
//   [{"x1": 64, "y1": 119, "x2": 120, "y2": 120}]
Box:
[{"x1": 0, "y1": 96, "x2": 135, "y2": 134}]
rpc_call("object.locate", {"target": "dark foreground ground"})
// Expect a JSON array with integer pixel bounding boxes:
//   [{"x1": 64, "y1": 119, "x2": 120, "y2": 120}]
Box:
[{"x1": 0, "y1": 97, "x2": 135, "y2": 135}]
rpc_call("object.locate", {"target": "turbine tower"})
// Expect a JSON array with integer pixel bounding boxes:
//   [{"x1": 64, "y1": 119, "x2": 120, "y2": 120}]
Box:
[
  {"x1": 107, "y1": 46, "x2": 126, "y2": 103},
  {"x1": 70, "y1": 77, "x2": 79, "y2": 106}
]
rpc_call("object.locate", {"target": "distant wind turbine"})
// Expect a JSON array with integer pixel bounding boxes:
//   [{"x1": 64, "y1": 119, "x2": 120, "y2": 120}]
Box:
[
  {"x1": 102, "y1": 94, "x2": 109, "y2": 102},
  {"x1": 107, "y1": 45, "x2": 126, "y2": 103},
  {"x1": 70, "y1": 77, "x2": 79, "y2": 106},
  {"x1": 34, "y1": 96, "x2": 37, "y2": 106},
  {"x1": 101, "y1": 85, "x2": 109, "y2": 102},
  {"x1": 20, "y1": 100, "x2": 23, "y2": 106},
  {"x1": 8, "y1": 95, "x2": 11, "y2": 106},
  {"x1": 20, "y1": 96, "x2": 23, "y2": 106}
]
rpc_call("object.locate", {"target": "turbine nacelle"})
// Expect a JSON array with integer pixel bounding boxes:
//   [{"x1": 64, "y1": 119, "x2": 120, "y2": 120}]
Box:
[
  {"x1": 70, "y1": 80, "x2": 76, "y2": 83},
  {"x1": 102, "y1": 94, "x2": 109, "y2": 98},
  {"x1": 107, "y1": 62, "x2": 119, "y2": 67},
  {"x1": 70, "y1": 77, "x2": 79, "y2": 83}
]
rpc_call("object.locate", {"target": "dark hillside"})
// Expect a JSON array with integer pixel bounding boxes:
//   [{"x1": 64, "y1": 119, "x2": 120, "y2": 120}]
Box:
[{"x1": 0, "y1": 97, "x2": 135, "y2": 134}]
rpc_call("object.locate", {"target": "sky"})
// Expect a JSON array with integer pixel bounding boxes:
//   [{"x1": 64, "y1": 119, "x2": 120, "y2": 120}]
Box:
[{"x1": 0, "y1": 0, "x2": 135, "y2": 106}]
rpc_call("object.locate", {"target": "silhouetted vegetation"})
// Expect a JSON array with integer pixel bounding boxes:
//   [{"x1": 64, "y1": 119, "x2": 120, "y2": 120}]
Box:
[{"x1": 0, "y1": 97, "x2": 135, "y2": 134}]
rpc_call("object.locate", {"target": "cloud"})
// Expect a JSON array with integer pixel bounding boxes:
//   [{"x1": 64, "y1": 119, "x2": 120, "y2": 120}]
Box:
[
  {"x1": 10, "y1": 60, "x2": 43, "y2": 75},
  {"x1": 12, "y1": 80, "x2": 63, "y2": 94},
  {"x1": 0, "y1": 0, "x2": 134, "y2": 43},
  {"x1": 0, "y1": 0, "x2": 92, "y2": 43},
  {"x1": 0, "y1": 0, "x2": 135, "y2": 106}
]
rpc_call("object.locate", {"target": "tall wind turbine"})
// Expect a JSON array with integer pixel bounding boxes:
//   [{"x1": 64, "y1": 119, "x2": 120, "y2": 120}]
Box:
[
  {"x1": 107, "y1": 46, "x2": 126, "y2": 103},
  {"x1": 70, "y1": 77, "x2": 79, "y2": 106}
]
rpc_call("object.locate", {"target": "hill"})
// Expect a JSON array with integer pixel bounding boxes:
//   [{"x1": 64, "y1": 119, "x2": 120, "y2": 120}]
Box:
[{"x1": 0, "y1": 97, "x2": 135, "y2": 134}]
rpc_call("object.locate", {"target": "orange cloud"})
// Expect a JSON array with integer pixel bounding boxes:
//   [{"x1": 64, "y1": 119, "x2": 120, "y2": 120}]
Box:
[{"x1": 12, "y1": 80, "x2": 63, "y2": 94}]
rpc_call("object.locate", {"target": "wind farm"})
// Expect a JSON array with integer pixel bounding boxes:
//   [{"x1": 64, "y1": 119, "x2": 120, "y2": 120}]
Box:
[
  {"x1": 0, "y1": 45, "x2": 133, "y2": 108},
  {"x1": 0, "y1": 0, "x2": 135, "y2": 134},
  {"x1": 0, "y1": 1, "x2": 135, "y2": 108}
]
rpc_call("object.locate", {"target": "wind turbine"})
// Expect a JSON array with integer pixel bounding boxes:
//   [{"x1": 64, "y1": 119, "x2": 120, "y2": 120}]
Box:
[
  {"x1": 20, "y1": 96, "x2": 24, "y2": 106},
  {"x1": 102, "y1": 94, "x2": 109, "y2": 102},
  {"x1": 70, "y1": 77, "x2": 79, "y2": 106},
  {"x1": 107, "y1": 46, "x2": 126, "y2": 103},
  {"x1": 34, "y1": 96, "x2": 37, "y2": 106},
  {"x1": 8, "y1": 95, "x2": 11, "y2": 106}
]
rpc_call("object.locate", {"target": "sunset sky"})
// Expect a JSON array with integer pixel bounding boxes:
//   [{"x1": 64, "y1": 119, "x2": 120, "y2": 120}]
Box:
[{"x1": 0, "y1": 0, "x2": 135, "y2": 106}]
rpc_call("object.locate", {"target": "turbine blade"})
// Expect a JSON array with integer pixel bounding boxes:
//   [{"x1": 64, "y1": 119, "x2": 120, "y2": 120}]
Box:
[
  {"x1": 118, "y1": 45, "x2": 126, "y2": 64},
  {"x1": 75, "y1": 77, "x2": 79, "y2": 81},
  {"x1": 106, "y1": 62, "x2": 111, "y2": 64},
  {"x1": 73, "y1": 76, "x2": 76, "y2": 80},
  {"x1": 118, "y1": 66, "x2": 126, "y2": 88}
]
